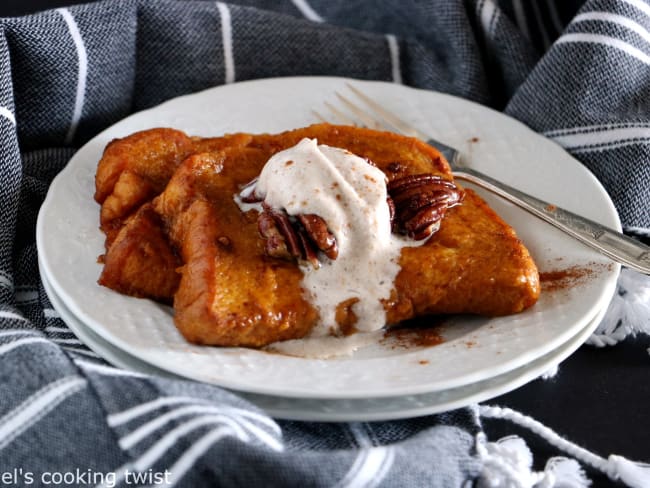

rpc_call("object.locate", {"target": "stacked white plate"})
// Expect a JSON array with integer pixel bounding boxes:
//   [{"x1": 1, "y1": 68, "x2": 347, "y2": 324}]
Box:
[{"x1": 37, "y1": 78, "x2": 619, "y2": 421}]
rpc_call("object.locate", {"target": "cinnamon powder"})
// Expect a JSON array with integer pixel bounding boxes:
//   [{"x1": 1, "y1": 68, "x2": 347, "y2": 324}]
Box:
[
  {"x1": 540, "y1": 262, "x2": 611, "y2": 292},
  {"x1": 381, "y1": 319, "x2": 445, "y2": 350}
]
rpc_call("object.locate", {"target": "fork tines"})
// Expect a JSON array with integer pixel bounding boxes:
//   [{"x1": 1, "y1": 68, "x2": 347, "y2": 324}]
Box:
[{"x1": 318, "y1": 83, "x2": 460, "y2": 165}]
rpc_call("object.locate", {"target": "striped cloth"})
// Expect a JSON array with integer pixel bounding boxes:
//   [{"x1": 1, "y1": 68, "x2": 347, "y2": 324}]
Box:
[{"x1": 1, "y1": 0, "x2": 649, "y2": 486}]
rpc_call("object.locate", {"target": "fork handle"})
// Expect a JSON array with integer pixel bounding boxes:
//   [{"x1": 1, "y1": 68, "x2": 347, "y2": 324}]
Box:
[{"x1": 453, "y1": 167, "x2": 650, "y2": 275}]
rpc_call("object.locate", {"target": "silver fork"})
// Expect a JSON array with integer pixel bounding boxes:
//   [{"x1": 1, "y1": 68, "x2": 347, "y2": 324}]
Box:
[{"x1": 315, "y1": 83, "x2": 650, "y2": 275}]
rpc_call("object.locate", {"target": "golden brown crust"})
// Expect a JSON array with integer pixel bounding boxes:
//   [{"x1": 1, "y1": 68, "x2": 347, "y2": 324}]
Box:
[
  {"x1": 95, "y1": 128, "x2": 194, "y2": 205},
  {"x1": 96, "y1": 123, "x2": 540, "y2": 348},
  {"x1": 95, "y1": 128, "x2": 253, "y2": 246},
  {"x1": 98, "y1": 203, "x2": 180, "y2": 303},
  {"x1": 389, "y1": 189, "x2": 540, "y2": 321}
]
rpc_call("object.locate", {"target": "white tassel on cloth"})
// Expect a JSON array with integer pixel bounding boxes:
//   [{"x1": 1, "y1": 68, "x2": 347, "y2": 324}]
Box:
[
  {"x1": 587, "y1": 268, "x2": 650, "y2": 349},
  {"x1": 540, "y1": 364, "x2": 559, "y2": 380},
  {"x1": 608, "y1": 456, "x2": 650, "y2": 488},
  {"x1": 475, "y1": 434, "x2": 590, "y2": 487},
  {"x1": 542, "y1": 458, "x2": 590, "y2": 488},
  {"x1": 478, "y1": 405, "x2": 650, "y2": 488},
  {"x1": 475, "y1": 433, "x2": 545, "y2": 487}
]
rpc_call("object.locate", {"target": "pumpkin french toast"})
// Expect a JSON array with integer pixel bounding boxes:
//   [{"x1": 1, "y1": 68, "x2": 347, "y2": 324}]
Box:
[{"x1": 95, "y1": 124, "x2": 540, "y2": 348}]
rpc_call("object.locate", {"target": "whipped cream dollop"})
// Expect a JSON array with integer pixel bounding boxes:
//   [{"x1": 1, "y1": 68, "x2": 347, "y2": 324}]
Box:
[{"x1": 238, "y1": 138, "x2": 423, "y2": 341}]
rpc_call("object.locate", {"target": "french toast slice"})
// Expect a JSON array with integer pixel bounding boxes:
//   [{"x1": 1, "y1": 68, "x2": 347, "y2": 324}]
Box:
[
  {"x1": 143, "y1": 124, "x2": 540, "y2": 347},
  {"x1": 154, "y1": 148, "x2": 319, "y2": 346},
  {"x1": 95, "y1": 128, "x2": 253, "y2": 302}
]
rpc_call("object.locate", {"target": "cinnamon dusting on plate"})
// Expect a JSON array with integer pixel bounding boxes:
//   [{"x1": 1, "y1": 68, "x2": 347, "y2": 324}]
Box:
[
  {"x1": 381, "y1": 318, "x2": 445, "y2": 350},
  {"x1": 540, "y1": 262, "x2": 612, "y2": 292}
]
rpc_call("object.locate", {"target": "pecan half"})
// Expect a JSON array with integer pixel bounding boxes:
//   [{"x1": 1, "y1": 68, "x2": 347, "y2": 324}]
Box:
[
  {"x1": 253, "y1": 198, "x2": 337, "y2": 268},
  {"x1": 298, "y1": 214, "x2": 339, "y2": 260},
  {"x1": 388, "y1": 174, "x2": 464, "y2": 240},
  {"x1": 258, "y1": 207, "x2": 297, "y2": 260}
]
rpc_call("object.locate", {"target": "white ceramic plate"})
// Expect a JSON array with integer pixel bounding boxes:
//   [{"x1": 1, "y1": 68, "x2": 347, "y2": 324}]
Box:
[
  {"x1": 41, "y1": 265, "x2": 606, "y2": 421},
  {"x1": 37, "y1": 77, "x2": 620, "y2": 399}
]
